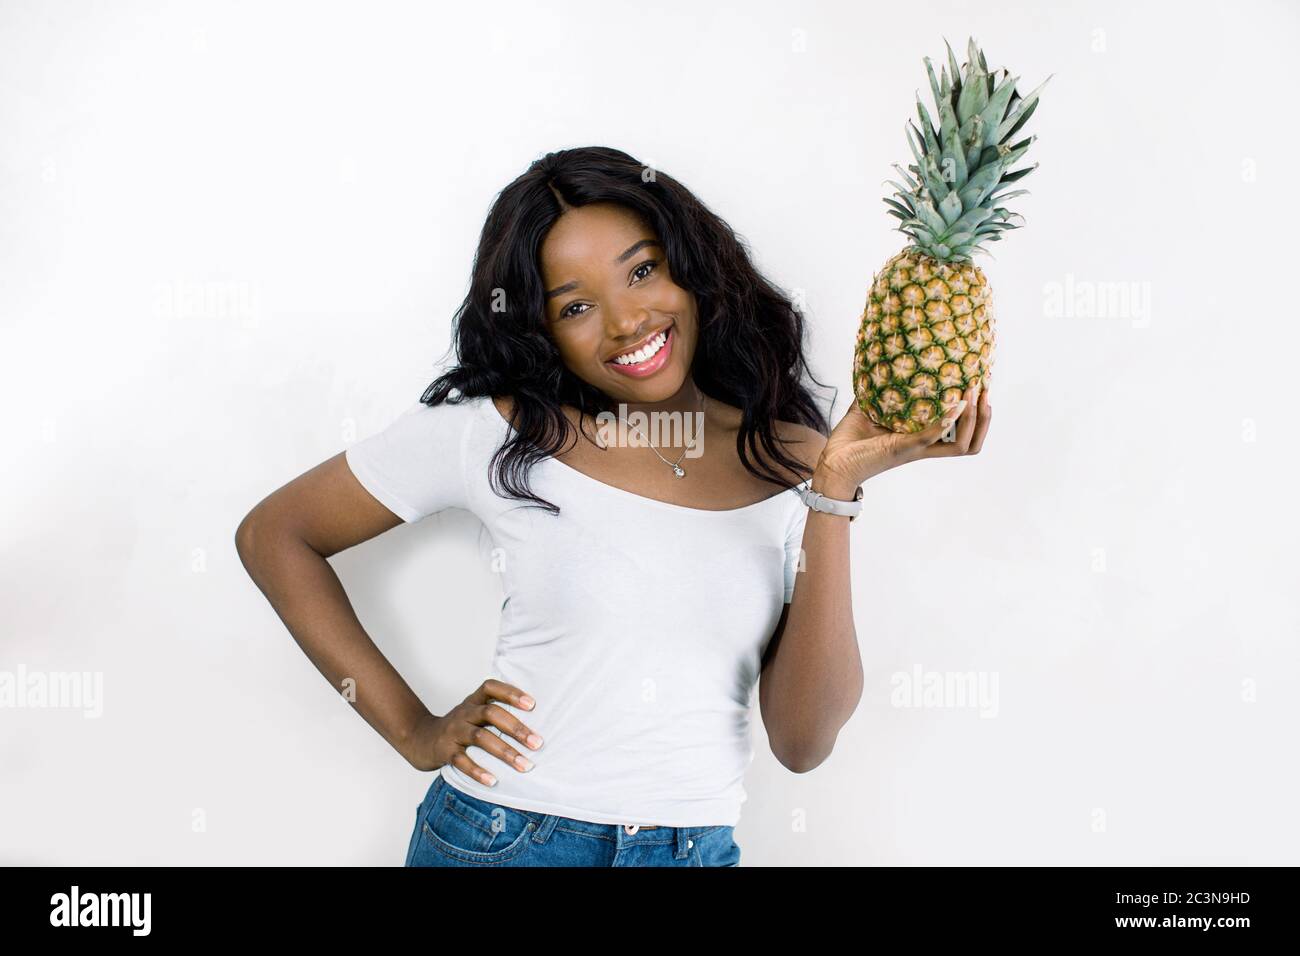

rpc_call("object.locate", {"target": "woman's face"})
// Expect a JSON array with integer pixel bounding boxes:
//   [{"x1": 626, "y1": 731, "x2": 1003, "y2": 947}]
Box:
[{"x1": 539, "y1": 202, "x2": 698, "y2": 405}]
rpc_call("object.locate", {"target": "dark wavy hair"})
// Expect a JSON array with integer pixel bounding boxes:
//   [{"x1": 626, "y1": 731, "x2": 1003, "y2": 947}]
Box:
[{"x1": 420, "y1": 145, "x2": 832, "y2": 516}]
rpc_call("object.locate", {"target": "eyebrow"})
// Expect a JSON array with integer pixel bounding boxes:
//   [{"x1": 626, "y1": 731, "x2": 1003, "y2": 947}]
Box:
[{"x1": 544, "y1": 239, "x2": 661, "y2": 301}]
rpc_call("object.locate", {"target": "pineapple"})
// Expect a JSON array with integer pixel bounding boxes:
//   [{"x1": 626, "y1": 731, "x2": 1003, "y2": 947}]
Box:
[{"x1": 853, "y1": 38, "x2": 1047, "y2": 434}]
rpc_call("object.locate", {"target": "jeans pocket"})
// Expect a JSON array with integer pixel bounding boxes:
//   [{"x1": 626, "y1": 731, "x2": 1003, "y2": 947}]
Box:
[
  {"x1": 419, "y1": 780, "x2": 542, "y2": 865},
  {"x1": 694, "y1": 826, "x2": 742, "y2": 867}
]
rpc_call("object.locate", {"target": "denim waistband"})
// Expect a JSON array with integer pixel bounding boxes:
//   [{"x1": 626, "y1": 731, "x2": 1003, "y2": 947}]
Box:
[{"x1": 433, "y1": 773, "x2": 728, "y2": 857}]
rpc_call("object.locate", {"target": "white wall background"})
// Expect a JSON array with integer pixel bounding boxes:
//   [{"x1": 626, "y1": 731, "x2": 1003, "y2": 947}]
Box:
[{"x1": 3, "y1": 0, "x2": 1297, "y2": 865}]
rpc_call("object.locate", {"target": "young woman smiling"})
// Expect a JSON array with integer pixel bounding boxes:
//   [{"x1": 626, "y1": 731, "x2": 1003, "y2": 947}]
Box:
[{"x1": 235, "y1": 146, "x2": 991, "y2": 867}]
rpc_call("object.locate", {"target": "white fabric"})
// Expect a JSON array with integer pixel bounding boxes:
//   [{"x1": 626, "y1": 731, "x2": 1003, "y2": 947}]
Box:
[{"x1": 345, "y1": 393, "x2": 810, "y2": 827}]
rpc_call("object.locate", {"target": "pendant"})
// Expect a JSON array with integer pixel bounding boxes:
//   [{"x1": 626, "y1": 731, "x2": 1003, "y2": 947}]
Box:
[{"x1": 673, "y1": 465, "x2": 686, "y2": 477}]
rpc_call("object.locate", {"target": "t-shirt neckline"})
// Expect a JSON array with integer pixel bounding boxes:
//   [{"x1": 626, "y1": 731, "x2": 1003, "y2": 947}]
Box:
[{"x1": 476, "y1": 394, "x2": 806, "y2": 517}]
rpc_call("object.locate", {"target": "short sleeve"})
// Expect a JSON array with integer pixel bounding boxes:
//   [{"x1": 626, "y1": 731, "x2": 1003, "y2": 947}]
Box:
[
  {"x1": 783, "y1": 484, "x2": 810, "y2": 603},
  {"x1": 344, "y1": 399, "x2": 473, "y2": 522}
]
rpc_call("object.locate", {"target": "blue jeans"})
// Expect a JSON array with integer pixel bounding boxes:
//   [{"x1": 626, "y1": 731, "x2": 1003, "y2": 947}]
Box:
[{"x1": 405, "y1": 772, "x2": 742, "y2": 867}]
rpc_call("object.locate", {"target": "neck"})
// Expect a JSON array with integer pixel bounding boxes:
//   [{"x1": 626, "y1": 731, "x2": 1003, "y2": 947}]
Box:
[{"x1": 616, "y1": 378, "x2": 704, "y2": 419}]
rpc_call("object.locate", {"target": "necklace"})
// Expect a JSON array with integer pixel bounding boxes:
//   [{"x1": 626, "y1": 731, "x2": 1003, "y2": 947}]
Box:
[{"x1": 618, "y1": 381, "x2": 706, "y2": 478}]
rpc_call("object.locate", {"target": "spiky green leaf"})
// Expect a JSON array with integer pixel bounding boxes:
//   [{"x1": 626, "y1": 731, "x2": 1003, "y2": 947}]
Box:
[
  {"x1": 924, "y1": 57, "x2": 943, "y2": 112},
  {"x1": 1002, "y1": 96, "x2": 1039, "y2": 141},
  {"x1": 891, "y1": 163, "x2": 919, "y2": 190},
  {"x1": 956, "y1": 158, "x2": 1004, "y2": 208},
  {"x1": 921, "y1": 155, "x2": 950, "y2": 200},
  {"x1": 956, "y1": 57, "x2": 988, "y2": 124},
  {"x1": 961, "y1": 114, "x2": 985, "y2": 170},
  {"x1": 952, "y1": 206, "x2": 993, "y2": 233},
  {"x1": 884, "y1": 197, "x2": 916, "y2": 218},
  {"x1": 916, "y1": 99, "x2": 941, "y2": 157},
  {"x1": 994, "y1": 76, "x2": 1049, "y2": 142},
  {"x1": 996, "y1": 137, "x2": 1034, "y2": 172},
  {"x1": 998, "y1": 163, "x2": 1038, "y2": 184},
  {"x1": 978, "y1": 73, "x2": 1019, "y2": 147},
  {"x1": 915, "y1": 198, "x2": 947, "y2": 235},
  {"x1": 986, "y1": 186, "x2": 1030, "y2": 204},
  {"x1": 938, "y1": 188, "x2": 963, "y2": 226},
  {"x1": 945, "y1": 39, "x2": 961, "y2": 93},
  {"x1": 939, "y1": 118, "x2": 968, "y2": 189}
]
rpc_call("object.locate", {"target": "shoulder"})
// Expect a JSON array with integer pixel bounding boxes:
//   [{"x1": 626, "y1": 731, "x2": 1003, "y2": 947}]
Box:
[
  {"x1": 708, "y1": 397, "x2": 826, "y2": 479},
  {"x1": 490, "y1": 394, "x2": 514, "y2": 421},
  {"x1": 775, "y1": 418, "x2": 826, "y2": 471}
]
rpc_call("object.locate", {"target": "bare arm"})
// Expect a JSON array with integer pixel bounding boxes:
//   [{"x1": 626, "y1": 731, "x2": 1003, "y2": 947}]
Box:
[
  {"x1": 760, "y1": 382, "x2": 992, "y2": 773},
  {"x1": 234, "y1": 452, "x2": 442, "y2": 767},
  {"x1": 758, "y1": 428, "x2": 865, "y2": 774}
]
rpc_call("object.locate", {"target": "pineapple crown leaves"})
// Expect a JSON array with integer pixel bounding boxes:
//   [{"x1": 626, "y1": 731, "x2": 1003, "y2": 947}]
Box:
[{"x1": 883, "y1": 36, "x2": 1050, "y2": 263}]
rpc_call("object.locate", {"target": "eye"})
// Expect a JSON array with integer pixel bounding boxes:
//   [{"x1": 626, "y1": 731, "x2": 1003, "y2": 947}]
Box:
[
  {"x1": 557, "y1": 259, "x2": 660, "y2": 320},
  {"x1": 631, "y1": 258, "x2": 659, "y2": 282}
]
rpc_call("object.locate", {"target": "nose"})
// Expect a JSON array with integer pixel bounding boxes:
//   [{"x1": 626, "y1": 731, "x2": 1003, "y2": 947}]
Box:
[{"x1": 605, "y1": 298, "x2": 653, "y2": 341}]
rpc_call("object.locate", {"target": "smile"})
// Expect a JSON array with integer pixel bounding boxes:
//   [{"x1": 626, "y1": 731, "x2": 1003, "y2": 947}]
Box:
[{"x1": 605, "y1": 324, "x2": 674, "y2": 378}]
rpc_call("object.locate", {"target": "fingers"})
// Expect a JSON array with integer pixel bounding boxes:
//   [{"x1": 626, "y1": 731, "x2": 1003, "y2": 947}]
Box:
[
  {"x1": 477, "y1": 679, "x2": 544, "y2": 751},
  {"x1": 448, "y1": 750, "x2": 501, "y2": 787},
  {"x1": 952, "y1": 381, "x2": 981, "y2": 450},
  {"x1": 897, "y1": 396, "x2": 968, "y2": 461},
  {"x1": 968, "y1": 381, "x2": 992, "y2": 454},
  {"x1": 463, "y1": 714, "x2": 536, "y2": 775},
  {"x1": 478, "y1": 701, "x2": 544, "y2": 754},
  {"x1": 474, "y1": 679, "x2": 535, "y2": 712},
  {"x1": 455, "y1": 679, "x2": 545, "y2": 785},
  {"x1": 914, "y1": 380, "x2": 992, "y2": 459}
]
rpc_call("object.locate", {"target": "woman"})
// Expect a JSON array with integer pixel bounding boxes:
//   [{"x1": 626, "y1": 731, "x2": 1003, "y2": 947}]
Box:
[{"x1": 235, "y1": 146, "x2": 991, "y2": 867}]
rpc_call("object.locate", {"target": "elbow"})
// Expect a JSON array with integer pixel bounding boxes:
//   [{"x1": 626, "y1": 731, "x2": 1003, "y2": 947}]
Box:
[
  {"x1": 779, "y1": 752, "x2": 823, "y2": 774},
  {"x1": 235, "y1": 511, "x2": 258, "y2": 562},
  {"x1": 772, "y1": 735, "x2": 835, "y2": 774},
  {"x1": 235, "y1": 508, "x2": 277, "y2": 569},
  {"x1": 772, "y1": 690, "x2": 863, "y2": 774}
]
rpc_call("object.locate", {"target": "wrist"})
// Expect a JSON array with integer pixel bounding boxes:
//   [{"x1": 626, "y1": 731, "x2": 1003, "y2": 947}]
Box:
[
  {"x1": 810, "y1": 465, "x2": 861, "y2": 501},
  {"x1": 400, "y1": 712, "x2": 441, "y2": 771}
]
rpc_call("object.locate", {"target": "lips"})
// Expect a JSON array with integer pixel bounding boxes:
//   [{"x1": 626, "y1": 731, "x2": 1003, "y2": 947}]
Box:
[
  {"x1": 605, "y1": 322, "x2": 674, "y2": 365},
  {"x1": 604, "y1": 323, "x2": 674, "y2": 378}
]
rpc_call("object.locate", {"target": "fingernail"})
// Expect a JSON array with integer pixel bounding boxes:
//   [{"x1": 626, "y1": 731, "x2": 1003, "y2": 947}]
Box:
[
  {"x1": 483, "y1": 772, "x2": 497, "y2": 786},
  {"x1": 527, "y1": 734, "x2": 543, "y2": 748},
  {"x1": 515, "y1": 755, "x2": 533, "y2": 771},
  {"x1": 520, "y1": 695, "x2": 535, "y2": 708}
]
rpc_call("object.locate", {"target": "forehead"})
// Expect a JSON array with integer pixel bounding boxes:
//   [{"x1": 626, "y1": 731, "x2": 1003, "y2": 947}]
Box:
[{"x1": 539, "y1": 202, "x2": 654, "y2": 273}]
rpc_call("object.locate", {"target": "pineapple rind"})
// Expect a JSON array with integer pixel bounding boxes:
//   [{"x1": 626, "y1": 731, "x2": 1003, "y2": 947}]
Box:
[{"x1": 853, "y1": 251, "x2": 996, "y2": 434}]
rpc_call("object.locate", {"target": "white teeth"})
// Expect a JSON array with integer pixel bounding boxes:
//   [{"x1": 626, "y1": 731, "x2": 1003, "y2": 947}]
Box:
[{"x1": 612, "y1": 330, "x2": 667, "y2": 365}]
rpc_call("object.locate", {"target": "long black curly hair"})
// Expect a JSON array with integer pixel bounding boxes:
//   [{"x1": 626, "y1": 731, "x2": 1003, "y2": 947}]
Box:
[{"x1": 420, "y1": 145, "x2": 833, "y2": 516}]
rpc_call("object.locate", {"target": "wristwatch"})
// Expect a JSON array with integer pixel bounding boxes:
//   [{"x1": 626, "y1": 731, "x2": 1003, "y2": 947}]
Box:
[{"x1": 795, "y1": 482, "x2": 865, "y2": 521}]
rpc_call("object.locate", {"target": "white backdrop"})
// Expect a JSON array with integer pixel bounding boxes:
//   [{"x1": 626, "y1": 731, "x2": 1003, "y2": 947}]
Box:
[{"x1": 3, "y1": 0, "x2": 1297, "y2": 866}]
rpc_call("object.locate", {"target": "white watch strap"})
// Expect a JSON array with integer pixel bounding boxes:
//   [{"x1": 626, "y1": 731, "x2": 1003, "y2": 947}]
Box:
[{"x1": 796, "y1": 483, "x2": 864, "y2": 520}]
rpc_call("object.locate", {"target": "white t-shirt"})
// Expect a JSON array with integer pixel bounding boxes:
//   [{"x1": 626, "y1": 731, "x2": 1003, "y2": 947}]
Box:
[{"x1": 345, "y1": 392, "x2": 810, "y2": 827}]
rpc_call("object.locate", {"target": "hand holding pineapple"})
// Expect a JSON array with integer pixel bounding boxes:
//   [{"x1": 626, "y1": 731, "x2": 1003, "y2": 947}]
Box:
[
  {"x1": 814, "y1": 377, "x2": 992, "y2": 497},
  {"x1": 851, "y1": 38, "x2": 1046, "y2": 441}
]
